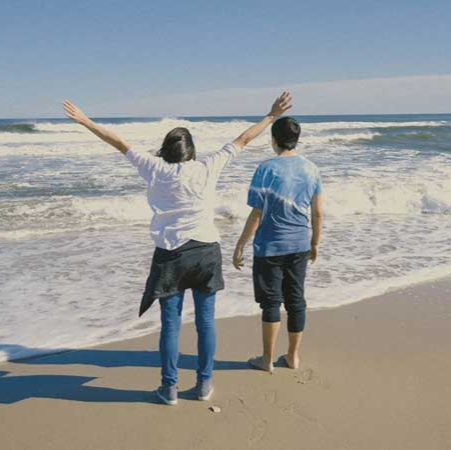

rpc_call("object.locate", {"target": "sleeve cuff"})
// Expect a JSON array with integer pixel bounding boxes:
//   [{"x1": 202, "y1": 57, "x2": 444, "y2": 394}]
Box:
[
  {"x1": 247, "y1": 191, "x2": 264, "y2": 210},
  {"x1": 224, "y1": 142, "x2": 240, "y2": 157},
  {"x1": 124, "y1": 148, "x2": 135, "y2": 162}
]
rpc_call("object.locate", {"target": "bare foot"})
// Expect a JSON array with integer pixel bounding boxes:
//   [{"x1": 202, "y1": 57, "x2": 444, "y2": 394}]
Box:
[
  {"x1": 283, "y1": 354, "x2": 300, "y2": 370},
  {"x1": 248, "y1": 356, "x2": 274, "y2": 374}
]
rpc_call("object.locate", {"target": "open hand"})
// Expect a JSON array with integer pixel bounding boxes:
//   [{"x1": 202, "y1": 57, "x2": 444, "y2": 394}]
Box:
[
  {"x1": 63, "y1": 100, "x2": 90, "y2": 125},
  {"x1": 233, "y1": 245, "x2": 245, "y2": 270},
  {"x1": 268, "y1": 91, "x2": 293, "y2": 118}
]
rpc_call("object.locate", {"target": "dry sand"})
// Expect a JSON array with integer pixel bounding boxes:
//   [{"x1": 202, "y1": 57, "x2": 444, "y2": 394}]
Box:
[{"x1": 1, "y1": 277, "x2": 451, "y2": 450}]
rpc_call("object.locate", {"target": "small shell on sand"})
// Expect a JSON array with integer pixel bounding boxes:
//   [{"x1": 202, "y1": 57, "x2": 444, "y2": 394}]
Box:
[{"x1": 209, "y1": 406, "x2": 221, "y2": 413}]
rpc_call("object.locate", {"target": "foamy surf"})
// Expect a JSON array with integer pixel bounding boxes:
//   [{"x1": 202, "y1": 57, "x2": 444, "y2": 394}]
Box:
[{"x1": 1, "y1": 113, "x2": 451, "y2": 363}]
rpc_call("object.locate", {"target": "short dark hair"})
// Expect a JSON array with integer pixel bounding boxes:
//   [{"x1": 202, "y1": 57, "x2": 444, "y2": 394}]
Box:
[
  {"x1": 157, "y1": 127, "x2": 196, "y2": 163},
  {"x1": 271, "y1": 117, "x2": 301, "y2": 150}
]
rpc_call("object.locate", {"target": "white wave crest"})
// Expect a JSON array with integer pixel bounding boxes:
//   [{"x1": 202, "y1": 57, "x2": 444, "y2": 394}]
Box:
[
  {"x1": 0, "y1": 117, "x2": 447, "y2": 156},
  {"x1": 301, "y1": 131, "x2": 381, "y2": 146},
  {"x1": 303, "y1": 120, "x2": 448, "y2": 132},
  {"x1": 324, "y1": 179, "x2": 451, "y2": 216}
]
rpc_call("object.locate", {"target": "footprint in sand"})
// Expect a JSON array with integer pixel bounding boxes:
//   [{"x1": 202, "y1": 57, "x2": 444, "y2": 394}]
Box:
[
  {"x1": 296, "y1": 367, "x2": 330, "y2": 389},
  {"x1": 229, "y1": 397, "x2": 268, "y2": 447},
  {"x1": 300, "y1": 367, "x2": 313, "y2": 381},
  {"x1": 264, "y1": 390, "x2": 278, "y2": 405},
  {"x1": 283, "y1": 403, "x2": 317, "y2": 424},
  {"x1": 248, "y1": 419, "x2": 267, "y2": 447}
]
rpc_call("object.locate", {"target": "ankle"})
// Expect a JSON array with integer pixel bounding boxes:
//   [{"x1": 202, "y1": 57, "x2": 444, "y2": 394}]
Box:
[{"x1": 285, "y1": 353, "x2": 300, "y2": 369}]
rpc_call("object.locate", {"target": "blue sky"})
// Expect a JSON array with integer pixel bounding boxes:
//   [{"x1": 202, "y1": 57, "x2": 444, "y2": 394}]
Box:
[{"x1": 1, "y1": 0, "x2": 451, "y2": 117}]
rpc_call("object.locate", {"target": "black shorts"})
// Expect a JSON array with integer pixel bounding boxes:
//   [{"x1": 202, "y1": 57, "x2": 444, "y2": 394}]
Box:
[
  {"x1": 253, "y1": 251, "x2": 310, "y2": 332},
  {"x1": 138, "y1": 240, "x2": 224, "y2": 316}
]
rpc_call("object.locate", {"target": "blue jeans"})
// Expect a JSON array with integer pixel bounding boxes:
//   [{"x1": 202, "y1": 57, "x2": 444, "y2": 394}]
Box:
[{"x1": 159, "y1": 289, "x2": 216, "y2": 387}]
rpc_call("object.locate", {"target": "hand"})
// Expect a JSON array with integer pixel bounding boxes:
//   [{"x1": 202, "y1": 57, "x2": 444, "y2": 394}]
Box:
[
  {"x1": 63, "y1": 100, "x2": 90, "y2": 126},
  {"x1": 268, "y1": 91, "x2": 293, "y2": 118},
  {"x1": 309, "y1": 244, "x2": 319, "y2": 264},
  {"x1": 233, "y1": 245, "x2": 245, "y2": 270}
]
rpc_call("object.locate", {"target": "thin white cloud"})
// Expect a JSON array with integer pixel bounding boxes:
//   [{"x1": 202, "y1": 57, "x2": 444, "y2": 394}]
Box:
[
  {"x1": 137, "y1": 74, "x2": 451, "y2": 116},
  {"x1": 3, "y1": 74, "x2": 451, "y2": 118}
]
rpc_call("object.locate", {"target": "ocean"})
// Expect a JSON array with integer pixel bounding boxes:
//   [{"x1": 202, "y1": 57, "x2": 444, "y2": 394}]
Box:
[{"x1": 1, "y1": 113, "x2": 451, "y2": 363}]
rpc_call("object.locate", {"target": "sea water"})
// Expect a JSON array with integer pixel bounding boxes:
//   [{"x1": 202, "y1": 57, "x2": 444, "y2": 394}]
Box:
[{"x1": 1, "y1": 114, "x2": 451, "y2": 362}]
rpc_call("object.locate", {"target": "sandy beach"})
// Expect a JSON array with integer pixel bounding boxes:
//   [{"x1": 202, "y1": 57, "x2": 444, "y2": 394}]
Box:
[
  {"x1": 1, "y1": 277, "x2": 450, "y2": 450},
  {"x1": 2, "y1": 2, "x2": 451, "y2": 449}
]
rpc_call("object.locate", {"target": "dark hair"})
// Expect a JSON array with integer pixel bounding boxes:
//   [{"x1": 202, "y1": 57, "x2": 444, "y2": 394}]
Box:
[
  {"x1": 271, "y1": 117, "x2": 301, "y2": 151},
  {"x1": 157, "y1": 127, "x2": 196, "y2": 163}
]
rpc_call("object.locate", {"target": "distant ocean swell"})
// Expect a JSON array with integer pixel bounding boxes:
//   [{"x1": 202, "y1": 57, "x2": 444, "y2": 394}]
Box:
[
  {"x1": 1, "y1": 119, "x2": 450, "y2": 154},
  {"x1": 0, "y1": 123, "x2": 38, "y2": 133}
]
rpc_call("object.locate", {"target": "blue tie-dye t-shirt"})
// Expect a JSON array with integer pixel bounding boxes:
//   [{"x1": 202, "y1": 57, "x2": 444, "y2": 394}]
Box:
[{"x1": 247, "y1": 155, "x2": 322, "y2": 257}]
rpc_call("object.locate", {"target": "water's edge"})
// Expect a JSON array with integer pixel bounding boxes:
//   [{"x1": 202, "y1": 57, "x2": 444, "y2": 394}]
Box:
[{"x1": 2, "y1": 271, "x2": 449, "y2": 366}]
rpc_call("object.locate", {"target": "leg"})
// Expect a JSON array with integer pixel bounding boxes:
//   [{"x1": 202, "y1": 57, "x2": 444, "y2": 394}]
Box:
[
  {"x1": 192, "y1": 289, "x2": 216, "y2": 383},
  {"x1": 251, "y1": 256, "x2": 284, "y2": 373},
  {"x1": 262, "y1": 321, "x2": 281, "y2": 367},
  {"x1": 159, "y1": 291, "x2": 185, "y2": 387},
  {"x1": 285, "y1": 331, "x2": 303, "y2": 369},
  {"x1": 282, "y1": 252, "x2": 309, "y2": 369}
]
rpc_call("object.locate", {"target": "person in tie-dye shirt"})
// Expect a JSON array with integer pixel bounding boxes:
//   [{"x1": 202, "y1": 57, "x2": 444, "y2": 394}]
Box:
[{"x1": 233, "y1": 117, "x2": 323, "y2": 373}]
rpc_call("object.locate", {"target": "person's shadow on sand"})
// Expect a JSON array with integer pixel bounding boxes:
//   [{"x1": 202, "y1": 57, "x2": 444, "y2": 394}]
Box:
[
  {"x1": 0, "y1": 370, "x2": 171, "y2": 405},
  {"x1": 0, "y1": 370, "x2": 220, "y2": 405},
  {"x1": 1, "y1": 344, "x2": 248, "y2": 371},
  {"x1": 0, "y1": 345, "x2": 249, "y2": 405}
]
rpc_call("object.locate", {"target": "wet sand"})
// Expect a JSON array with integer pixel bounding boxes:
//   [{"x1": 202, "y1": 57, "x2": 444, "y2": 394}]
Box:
[{"x1": 1, "y1": 277, "x2": 450, "y2": 450}]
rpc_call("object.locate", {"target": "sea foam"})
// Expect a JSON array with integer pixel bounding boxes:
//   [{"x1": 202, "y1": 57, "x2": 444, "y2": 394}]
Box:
[{"x1": 1, "y1": 115, "x2": 451, "y2": 363}]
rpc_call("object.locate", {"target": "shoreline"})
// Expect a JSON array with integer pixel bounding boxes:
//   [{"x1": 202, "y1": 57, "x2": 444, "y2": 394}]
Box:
[
  {"x1": 1, "y1": 275, "x2": 450, "y2": 449},
  {"x1": 2, "y1": 272, "x2": 451, "y2": 366}
]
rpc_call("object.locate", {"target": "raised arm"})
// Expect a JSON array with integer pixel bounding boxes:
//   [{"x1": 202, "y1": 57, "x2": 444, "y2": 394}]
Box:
[
  {"x1": 232, "y1": 91, "x2": 293, "y2": 150},
  {"x1": 310, "y1": 194, "x2": 323, "y2": 263},
  {"x1": 63, "y1": 100, "x2": 130, "y2": 154}
]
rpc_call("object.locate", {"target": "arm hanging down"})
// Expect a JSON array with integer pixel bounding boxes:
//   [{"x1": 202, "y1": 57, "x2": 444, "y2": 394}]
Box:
[
  {"x1": 233, "y1": 208, "x2": 262, "y2": 270},
  {"x1": 309, "y1": 194, "x2": 323, "y2": 263},
  {"x1": 63, "y1": 100, "x2": 130, "y2": 154}
]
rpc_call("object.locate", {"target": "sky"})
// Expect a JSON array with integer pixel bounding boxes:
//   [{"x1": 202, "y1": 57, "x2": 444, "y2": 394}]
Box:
[{"x1": 1, "y1": 0, "x2": 451, "y2": 117}]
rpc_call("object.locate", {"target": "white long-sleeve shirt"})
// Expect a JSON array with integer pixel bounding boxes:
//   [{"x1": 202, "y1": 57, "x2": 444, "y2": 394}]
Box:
[{"x1": 125, "y1": 142, "x2": 240, "y2": 250}]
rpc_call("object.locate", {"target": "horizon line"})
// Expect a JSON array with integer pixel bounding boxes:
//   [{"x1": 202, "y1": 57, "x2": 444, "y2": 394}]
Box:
[{"x1": 2, "y1": 112, "x2": 451, "y2": 121}]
